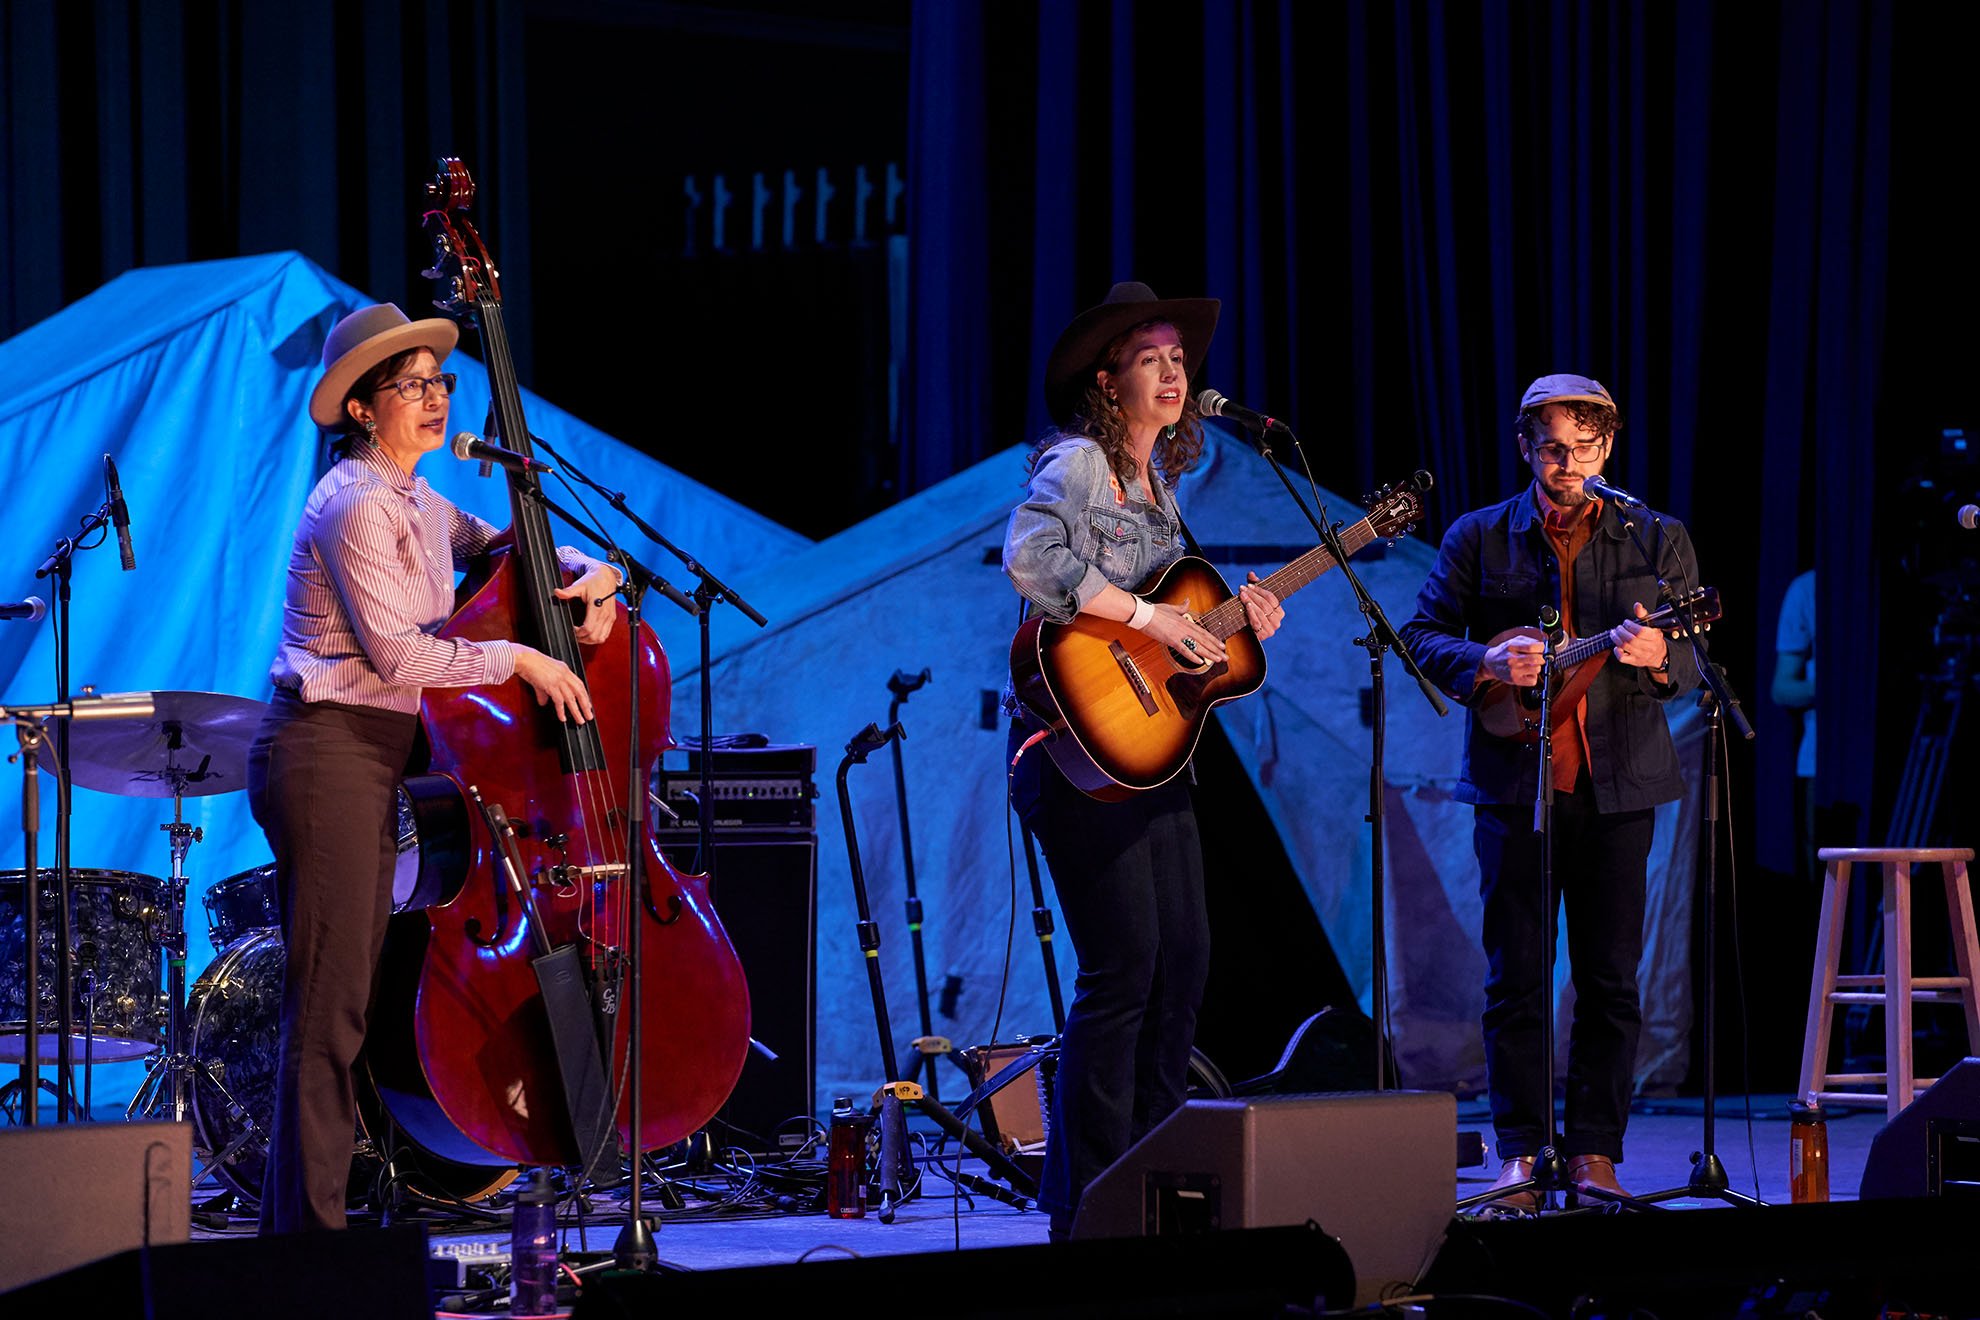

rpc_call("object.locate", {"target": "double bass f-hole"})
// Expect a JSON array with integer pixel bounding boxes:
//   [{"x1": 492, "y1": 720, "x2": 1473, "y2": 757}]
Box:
[{"x1": 462, "y1": 785, "x2": 539, "y2": 952}]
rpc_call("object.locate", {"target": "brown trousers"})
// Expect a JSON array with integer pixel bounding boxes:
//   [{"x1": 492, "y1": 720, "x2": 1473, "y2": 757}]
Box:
[{"x1": 246, "y1": 689, "x2": 417, "y2": 1232}]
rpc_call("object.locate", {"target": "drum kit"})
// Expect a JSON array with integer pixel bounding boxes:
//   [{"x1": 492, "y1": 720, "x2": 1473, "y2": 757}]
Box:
[{"x1": 3, "y1": 690, "x2": 506, "y2": 1208}]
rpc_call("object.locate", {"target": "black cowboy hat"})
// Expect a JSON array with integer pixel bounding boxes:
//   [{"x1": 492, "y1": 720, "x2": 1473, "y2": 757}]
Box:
[{"x1": 1043, "y1": 281, "x2": 1220, "y2": 428}]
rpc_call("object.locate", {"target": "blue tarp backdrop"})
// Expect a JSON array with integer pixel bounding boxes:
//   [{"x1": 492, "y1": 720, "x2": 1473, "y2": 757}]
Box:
[{"x1": 1, "y1": 254, "x2": 1701, "y2": 1125}]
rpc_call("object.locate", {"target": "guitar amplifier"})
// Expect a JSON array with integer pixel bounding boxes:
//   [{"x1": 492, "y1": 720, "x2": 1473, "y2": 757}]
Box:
[{"x1": 653, "y1": 743, "x2": 816, "y2": 834}]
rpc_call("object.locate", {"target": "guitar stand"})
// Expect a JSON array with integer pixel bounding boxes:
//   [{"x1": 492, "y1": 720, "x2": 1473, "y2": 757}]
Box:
[
  {"x1": 883, "y1": 668, "x2": 973, "y2": 1103},
  {"x1": 835, "y1": 722, "x2": 1039, "y2": 1222}
]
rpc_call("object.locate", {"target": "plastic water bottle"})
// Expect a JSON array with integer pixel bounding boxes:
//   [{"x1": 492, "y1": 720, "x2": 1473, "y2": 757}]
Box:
[
  {"x1": 827, "y1": 1096, "x2": 868, "y2": 1219},
  {"x1": 1789, "y1": 1101, "x2": 1830, "y2": 1203},
  {"x1": 509, "y1": 1167, "x2": 559, "y2": 1316}
]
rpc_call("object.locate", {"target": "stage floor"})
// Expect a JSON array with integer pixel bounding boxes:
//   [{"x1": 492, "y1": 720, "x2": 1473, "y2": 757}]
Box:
[{"x1": 151, "y1": 1091, "x2": 1889, "y2": 1310}]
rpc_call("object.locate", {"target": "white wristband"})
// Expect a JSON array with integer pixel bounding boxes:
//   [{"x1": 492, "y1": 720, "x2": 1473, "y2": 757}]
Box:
[{"x1": 1127, "y1": 597, "x2": 1155, "y2": 631}]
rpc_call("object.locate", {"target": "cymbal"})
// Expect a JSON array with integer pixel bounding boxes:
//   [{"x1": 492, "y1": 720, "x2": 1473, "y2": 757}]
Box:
[{"x1": 50, "y1": 690, "x2": 268, "y2": 798}]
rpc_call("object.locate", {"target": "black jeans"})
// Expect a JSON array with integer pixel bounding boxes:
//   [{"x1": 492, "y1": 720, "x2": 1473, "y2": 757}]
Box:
[
  {"x1": 1011, "y1": 728, "x2": 1209, "y2": 1222},
  {"x1": 1474, "y1": 775, "x2": 1653, "y2": 1162}
]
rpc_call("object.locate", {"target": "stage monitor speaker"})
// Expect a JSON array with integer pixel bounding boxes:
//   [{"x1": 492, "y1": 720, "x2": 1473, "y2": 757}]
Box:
[
  {"x1": 0, "y1": 1223, "x2": 432, "y2": 1318},
  {"x1": 1420, "y1": 1197, "x2": 1980, "y2": 1317},
  {"x1": 661, "y1": 830, "x2": 816, "y2": 1150},
  {"x1": 1071, "y1": 1091, "x2": 1456, "y2": 1306},
  {"x1": 1861, "y1": 1054, "x2": 1980, "y2": 1199},
  {"x1": 573, "y1": 1222, "x2": 1352, "y2": 1318},
  {"x1": 0, "y1": 1119, "x2": 190, "y2": 1293}
]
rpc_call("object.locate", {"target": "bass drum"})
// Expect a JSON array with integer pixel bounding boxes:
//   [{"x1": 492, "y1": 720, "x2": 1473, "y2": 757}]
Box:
[
  {"x1": 204, "y1": 783, "x2": 460, "y2": 956},
  {"x1": 186, "y1": 928, "x2": 514, "y2": 1205}
]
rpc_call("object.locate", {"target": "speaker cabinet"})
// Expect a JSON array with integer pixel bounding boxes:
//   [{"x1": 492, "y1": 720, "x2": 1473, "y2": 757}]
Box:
[
  {"x1": 1861, "y1": 1054, "x2": 1980, "y2": 1199},
  {"x1": 661, "y1": 831, "x2": 816, "y2": 1149},
  {"x1": 1, "y1": 1224, "x2": 433, "y2": 1317},
  {"x1": 1071, "y1": 1091, "x2": 1456, "y2": 1306},
  {"x1": 0, "y1": 1120, "x2": 190, "y2": 1293}
]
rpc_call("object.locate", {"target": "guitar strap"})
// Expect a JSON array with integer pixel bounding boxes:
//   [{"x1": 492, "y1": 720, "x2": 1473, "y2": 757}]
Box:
[{"x1": 1168, "y1": 486, "x2": 1208, "y2": 559}]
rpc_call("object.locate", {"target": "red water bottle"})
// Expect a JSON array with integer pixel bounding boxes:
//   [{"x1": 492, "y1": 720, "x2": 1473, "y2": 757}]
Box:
[
  {"x1": 827, "y1": 1097, "x2": 869, "y2": 1219},
  {"x1": 1789, "y1": 1101, "x2": 1829, "y2": 1203}
]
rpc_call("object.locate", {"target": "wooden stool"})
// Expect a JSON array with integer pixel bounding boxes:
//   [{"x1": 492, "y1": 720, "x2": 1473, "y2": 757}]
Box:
[{"x1": 1798, "y1": 847, "x2": 1980, "y2": 1118}]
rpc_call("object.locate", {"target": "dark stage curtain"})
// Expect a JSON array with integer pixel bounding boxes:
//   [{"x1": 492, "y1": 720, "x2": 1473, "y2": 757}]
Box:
[
  {"x1": 1, "y1": 0, "x2": 1946, "y2": 883},
  {"x1": 899, "y1": 0, "x2": 1910, "y2": 872},
  {"x1": 1, "y1": 0, "x2": 537, "y2": 378}
]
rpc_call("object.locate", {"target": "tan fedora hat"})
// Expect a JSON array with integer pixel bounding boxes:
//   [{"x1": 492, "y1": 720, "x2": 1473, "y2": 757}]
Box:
[{"x1": 309, "y1": 303, "x2": 460, "y2": 428}]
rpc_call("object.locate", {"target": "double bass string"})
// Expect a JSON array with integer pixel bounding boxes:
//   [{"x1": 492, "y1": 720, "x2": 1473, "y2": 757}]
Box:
[{"x1": 479, "y1": 298, "x2": 628, "y2": 983}]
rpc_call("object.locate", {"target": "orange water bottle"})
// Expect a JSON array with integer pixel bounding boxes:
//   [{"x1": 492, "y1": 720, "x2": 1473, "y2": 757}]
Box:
[{"x1": 1789, "y1": 1101, "x2": 1829, "y2": 1202}]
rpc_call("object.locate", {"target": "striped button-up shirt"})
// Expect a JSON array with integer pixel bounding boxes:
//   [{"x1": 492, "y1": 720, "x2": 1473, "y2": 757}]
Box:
[{"x1": 269, "y1": 442, "x2": 606, "y2": 714}]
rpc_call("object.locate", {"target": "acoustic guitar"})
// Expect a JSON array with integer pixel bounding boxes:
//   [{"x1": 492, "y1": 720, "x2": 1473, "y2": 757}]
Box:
[
  {"x1": 1009, "y1": 474, "x2": 1429, "y2": 800},
  {"x1": 1473, "y1": 586, "x2": 1720, "y2": 741}
]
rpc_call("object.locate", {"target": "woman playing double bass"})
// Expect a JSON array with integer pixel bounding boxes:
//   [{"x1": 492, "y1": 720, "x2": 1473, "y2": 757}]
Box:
[{"x1": 249, "y1": 304, "x2": 622, "y2": 1232}]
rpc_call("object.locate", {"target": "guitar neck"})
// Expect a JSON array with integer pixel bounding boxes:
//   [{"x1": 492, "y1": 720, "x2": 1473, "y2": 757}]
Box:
[
  {"x1": 1199, "y1": 517, "x2": 1380, "y2": 639},
  {"x1": 1555, "y1": 633, "x2": 1613, "y2": 668}
]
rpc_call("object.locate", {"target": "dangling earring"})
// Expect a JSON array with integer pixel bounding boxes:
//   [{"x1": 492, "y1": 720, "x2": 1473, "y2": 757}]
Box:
[
  {"x1": 1162, "y1": 423, "x2": 1178, "y2": 441},
  {"x1": 362, "y1": 417, "x2": 378, "y2": 437}
]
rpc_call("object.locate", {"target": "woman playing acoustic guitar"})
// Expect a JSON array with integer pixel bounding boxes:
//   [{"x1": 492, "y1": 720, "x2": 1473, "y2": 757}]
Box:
[{"x1": 1002, "y1": 282, "x2": 1285, "y2": 1241}]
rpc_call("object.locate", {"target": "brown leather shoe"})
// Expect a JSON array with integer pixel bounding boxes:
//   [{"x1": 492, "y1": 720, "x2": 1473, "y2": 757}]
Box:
[
  {"x1": 1567, "y1": 1154, "x2": 1630, "y2": 1206},
  {"x1": 1478, "y1": 1156, "x2": 1537, "y2": 1214}
]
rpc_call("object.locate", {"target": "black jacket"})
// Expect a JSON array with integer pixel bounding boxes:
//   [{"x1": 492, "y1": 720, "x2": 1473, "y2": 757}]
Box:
[{"x1": 1398, "y1": 486, "x2": 1703, "y2": 813}]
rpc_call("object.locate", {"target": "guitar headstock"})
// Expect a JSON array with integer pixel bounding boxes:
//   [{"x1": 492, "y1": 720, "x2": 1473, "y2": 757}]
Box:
[
  {"x1": 419, "y1": 156, "x2": 499, "y2": 321},
  {"x1": 1363, "y1": 470, "x2": 1434, "y2": 542},
  {"x1": 1642, "y1": 586, "x2": 1722, "y2": 636}
]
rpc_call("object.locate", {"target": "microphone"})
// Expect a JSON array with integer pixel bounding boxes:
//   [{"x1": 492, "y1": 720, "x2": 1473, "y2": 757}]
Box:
[
  {"x1": 2, "y1": 597, "x2": 48, "y2": 622},
  {"x1": 1580, "y1": 474, "x2": 1648, "y2": 509},
  {"x1": 104, "y1": 455, "x2": 136, "y2": 571},
  {"x1": 451, "y1": 431, "x2": 555, "y2": 476},
  {"x1": 1959, "y1": 505, "x2": 1980, "y2": 530},
  {"x1": 1196, "y1": 388, "x2": 1290, "y2": 433}
]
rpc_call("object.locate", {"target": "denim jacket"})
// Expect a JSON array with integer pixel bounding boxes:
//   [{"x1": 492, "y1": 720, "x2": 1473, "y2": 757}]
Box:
[
  {"x1": 1397, "y1": 486, "x2": 1703, "y2": 814},
  {"x1": 1003, "y1": 437, "x2": 1185, "y2": 623},
  {"x1": 1001, "y1": 437, "x2": 1186, "y2": 721}
]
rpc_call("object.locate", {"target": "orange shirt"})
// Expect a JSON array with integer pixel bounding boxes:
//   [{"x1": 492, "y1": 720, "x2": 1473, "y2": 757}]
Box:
[{"x1": 1537, "y1": 487, "x2": 1604, "y2": 791}]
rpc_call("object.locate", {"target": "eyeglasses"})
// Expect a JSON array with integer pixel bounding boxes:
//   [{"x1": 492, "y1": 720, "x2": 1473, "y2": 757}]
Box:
[
  {"x1": 1528, "y1": 439, "x2": 1608, "y2": 465},
  {"x1": 377, "y1": 372, "x2": 457, "y2": 403}
]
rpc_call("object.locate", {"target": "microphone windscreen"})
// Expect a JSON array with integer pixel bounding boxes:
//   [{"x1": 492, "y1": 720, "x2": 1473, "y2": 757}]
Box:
[
  {"x1": 450, "y1": 431, "x2": 479, "y2": 460},
  {"x1": 1961, "y1": 504, "x2": 1980, "y2": 530}
]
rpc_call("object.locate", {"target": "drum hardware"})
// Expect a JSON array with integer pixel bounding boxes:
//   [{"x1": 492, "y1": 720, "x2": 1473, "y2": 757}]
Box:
[
  {"x1": 45, "y1": 689, "x2": 271, "y2": 1131},
  {"x1": 4, "y1": 692, "x2": 156, "y2": 1123},
  {"x1": 182, "y1": 928, "x2": 514, "y2": 1211}
]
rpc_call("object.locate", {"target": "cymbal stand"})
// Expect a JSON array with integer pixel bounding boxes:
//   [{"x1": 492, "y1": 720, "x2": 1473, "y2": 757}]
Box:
[
  {"x1": 4, "y1": 693, "x2": 153, "y2": 1123},
  {"x1": 6, "y1": 711, "x2": 49, "y2": 1125},
  {"x1": 128, "y1": 771, "x2": 203, "y2": 1124}
]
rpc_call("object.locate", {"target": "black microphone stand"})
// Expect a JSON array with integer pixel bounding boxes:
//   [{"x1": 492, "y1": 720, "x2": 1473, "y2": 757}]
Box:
[
  {"x1": 1455, "y1": 612, "x2": 1582, "y2": 1214},
  {"x1": 26, "y1": 487, "x2": 123, "y2": 1121},
  {"x1": 836, "y1": 721, "x2": 1038, "y2": 1222},
  {"x1": 2, "y1": 695, "x2": 153, "y2": 1125},
  {"x1": 524, "y1": 434, "x2": 768, "y2": 881},
  {"x1": 1221, "y1": 420, "x2": 1445, "y2": 1090},
  {"x1": 1613, "y1": 509, "x2": 1762, "y2": 1210},
  {"x1": 503, "y1": 480, "x2": 698, "y2": 1271}
]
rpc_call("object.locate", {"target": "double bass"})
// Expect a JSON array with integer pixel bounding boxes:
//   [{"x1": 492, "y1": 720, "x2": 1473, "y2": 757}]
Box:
[{"x1": 366, "y1": 159, "x2": 750, "y2": 1168}]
